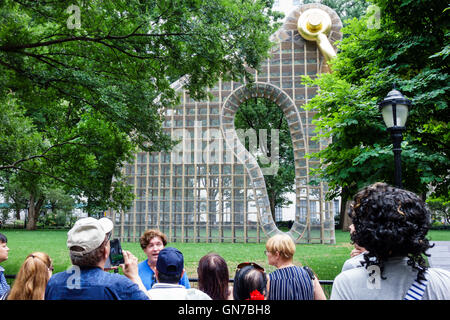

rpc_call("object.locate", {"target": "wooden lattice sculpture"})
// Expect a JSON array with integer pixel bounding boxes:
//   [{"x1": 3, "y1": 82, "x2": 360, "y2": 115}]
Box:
[{"x1": 110, "y1": 3, "x2": 342, "y2": 244}]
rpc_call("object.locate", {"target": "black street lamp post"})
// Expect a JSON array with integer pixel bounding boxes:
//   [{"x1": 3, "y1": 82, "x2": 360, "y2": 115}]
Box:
[{"x1": 379, "y1": 87, "x2": 411, "y2": 188}]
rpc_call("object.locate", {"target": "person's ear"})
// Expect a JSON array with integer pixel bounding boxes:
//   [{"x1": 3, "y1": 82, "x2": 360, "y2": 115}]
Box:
[
  {"x1": 103, "y1": 244, "x2": 110, "y2": 260},
  {"x1": 155, "y1": 269, "x2": 159, "y2": 282},
  {"x1": 181, "y1": 268, "x2": 185, "y2": 278}
]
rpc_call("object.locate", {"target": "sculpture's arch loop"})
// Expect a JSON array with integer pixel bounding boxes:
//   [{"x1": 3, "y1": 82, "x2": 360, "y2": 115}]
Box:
[{"x1": 221, "y1": 82, "x2": 308, "y2": 242}]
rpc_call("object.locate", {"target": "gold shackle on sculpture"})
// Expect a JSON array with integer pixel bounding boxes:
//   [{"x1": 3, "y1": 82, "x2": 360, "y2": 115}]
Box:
[{"x1": 297, "y1": 8, "x2": 336, "y2": 62}]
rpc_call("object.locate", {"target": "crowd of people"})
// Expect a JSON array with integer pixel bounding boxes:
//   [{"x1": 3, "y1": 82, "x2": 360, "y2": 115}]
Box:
[{"x1": 1, "y1": 182, "x2": 449, "y2": 300}]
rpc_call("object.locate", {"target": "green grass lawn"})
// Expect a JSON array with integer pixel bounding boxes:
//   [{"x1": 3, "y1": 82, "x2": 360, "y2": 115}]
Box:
[{"x1": 2, "y1": 228, "x2": 449, "y2": 296}]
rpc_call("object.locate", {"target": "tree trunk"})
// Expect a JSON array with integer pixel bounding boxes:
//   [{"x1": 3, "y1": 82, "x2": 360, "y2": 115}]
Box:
[
  {"x1": 341, "y1": 200, "x2": 353, "y2": 232},
  {"x1": 27, "y1": 194, "x2": 36, "y2": 230},
  {"x1": 340, "y1": 187, "x2": 352, "y2": 232},
  {"x1": 269, "y1": 191, "x2": 276, "y2": 223},
  {"x1": 339, "y1": 187, "x2": 348, "y2": 230},
  {"x1": 26, "y1": 194, "x2": 44, "y2": 230}
]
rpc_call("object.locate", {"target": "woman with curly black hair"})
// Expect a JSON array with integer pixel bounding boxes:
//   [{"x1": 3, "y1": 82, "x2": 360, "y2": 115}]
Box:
[{"x1": 331, "y1": 182, "x2": 450, "y2": 300}]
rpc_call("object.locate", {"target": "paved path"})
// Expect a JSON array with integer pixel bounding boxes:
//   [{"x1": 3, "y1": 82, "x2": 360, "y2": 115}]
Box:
[{"x1": 427, "y1": 241, "x2": 450, "y2": 272}]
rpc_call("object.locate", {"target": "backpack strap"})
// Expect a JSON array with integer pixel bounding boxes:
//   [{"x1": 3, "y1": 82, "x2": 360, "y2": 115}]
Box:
[
  {"x1": 303, "y1": 266, "x2": 315, "y2": 280},
  {"x1": 404, "y1": 275, "x2": 428, "y2": 300}
]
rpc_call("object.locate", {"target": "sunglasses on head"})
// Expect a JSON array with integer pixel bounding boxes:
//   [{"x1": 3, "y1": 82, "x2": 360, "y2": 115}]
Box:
[{"x1": 236, "y1": 262, "x2": 265, "y2": 273}]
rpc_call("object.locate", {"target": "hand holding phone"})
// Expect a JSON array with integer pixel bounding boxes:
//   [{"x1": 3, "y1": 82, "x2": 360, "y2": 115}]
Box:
[
  {"x1": 109, "y1": 239, "x2": 125, "y2": 266},
  {"x1": 120, "y1": 250, "x2": 147, "y2": 293}
]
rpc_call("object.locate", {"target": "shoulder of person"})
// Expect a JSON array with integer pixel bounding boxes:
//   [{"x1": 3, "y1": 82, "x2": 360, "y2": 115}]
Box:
[
  {"x1": 329, "y1": 268, "x2": 367, "y2": 300},
  {"x1": 421, "y1": 268, "x2": 450, "y2": 300},
  {"x1": 426, "y1": 267, "x2": 450, "y2": 282},
  {"x1": 111, "y1": 271, "x2": 137, "y2": 284},
  {"x1": 336, "y1": 265, "x2": 368, "y2": 283},
  {"x1": 342, "y1": 254, "x2": 366, "y2": 272},
  {"x1": 138, "y1": 260, "x2": 149, "y2": 269},
  {"x1": 108, "y1": 273, "x2": 149, "y2": 299},
  {"x1": 92, "y1": 269, "x2": 139, "y2": 290},
  {"x1": 47, "y1": 270, "x2": 70, "y2": 283},
  {"x1": 186, "y1": 288, "x2": 212, "y2": 300}
]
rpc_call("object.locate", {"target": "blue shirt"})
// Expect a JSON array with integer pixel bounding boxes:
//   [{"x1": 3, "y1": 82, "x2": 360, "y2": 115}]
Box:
[
  {"x1": 45, "y1": 266, "x2": 149, "y2": 300},
  {"x1": 268, "y1": 266, "x2": 314, "y2": 300},
  {"x1": 138, "y1": 259, "x2": 191, "y2": 290},
  {"x1": 0, "y1": 266, "x2": 10, "y2": 298}
]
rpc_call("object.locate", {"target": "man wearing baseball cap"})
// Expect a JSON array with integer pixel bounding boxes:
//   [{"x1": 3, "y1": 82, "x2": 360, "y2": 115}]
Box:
[
  {"x1": 147, "y1": 247, "x2": 211, "y2": 300},
  {"x1": 45, "y1": 217, "x2": 149, "y2": 300}
]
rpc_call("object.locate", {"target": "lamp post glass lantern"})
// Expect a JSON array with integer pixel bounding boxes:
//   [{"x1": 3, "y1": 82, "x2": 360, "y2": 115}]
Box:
[{"x1": 379, "y1": 87, "x2": 411, "y2": 188}]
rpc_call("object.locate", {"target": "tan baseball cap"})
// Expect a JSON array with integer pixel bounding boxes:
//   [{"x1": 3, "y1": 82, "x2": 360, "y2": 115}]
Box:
[{"x1": 67, "y1": 217, "x2": 113, "y2": 256}]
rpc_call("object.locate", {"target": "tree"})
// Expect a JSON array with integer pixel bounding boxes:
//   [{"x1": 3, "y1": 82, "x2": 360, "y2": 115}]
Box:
[
  {"x1": 0, "y1": 0, "x2": 282, "y2": 228},
  {"x1": 427, "y1": 196, "x2": 450, "y2": 225},
  {"x1": 0, "y1": 174, "x2": 29, "y2": 221},
  {"x1": 0, "y1": 94, "x2": 43, "y2": 174},
  {"x1": 234, "y1": 98, "x2": 295, "y2": 222},
  {"x1": 39, "y1": 187, "x2": 76, "y2": 227},
  {"x1": 302, "y1": 0, "x2": 369, "y2": 25},
  {"x1": 303, "y1": 0, "x2": 449, "y2": 229}
]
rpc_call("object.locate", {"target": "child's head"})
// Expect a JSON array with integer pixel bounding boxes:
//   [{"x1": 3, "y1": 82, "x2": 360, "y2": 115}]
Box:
[
  {"x1": 0, "y1": 233, "x2": 9, "y2": 263},
  {"x1": 233, "y1": 263, "x2": 267, "y2": 300}
]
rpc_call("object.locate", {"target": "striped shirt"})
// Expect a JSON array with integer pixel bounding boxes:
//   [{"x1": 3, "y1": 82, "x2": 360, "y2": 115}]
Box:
[
  {"x1": 268, "y1": 266, "x2": 314, "y2": 300},
  {"x1": 404, "y1": 277, "x2": 428, "y2": 300}
]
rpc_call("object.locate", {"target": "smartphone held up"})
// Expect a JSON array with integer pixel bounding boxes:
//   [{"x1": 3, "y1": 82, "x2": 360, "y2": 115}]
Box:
[{"x1": 108, "y1": 238, "x2": 125, "y2": 266}]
